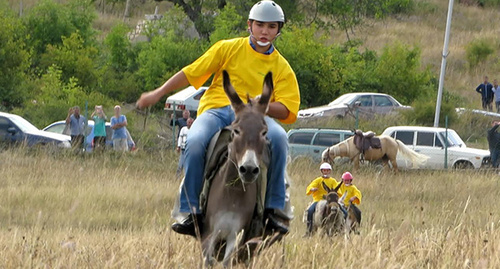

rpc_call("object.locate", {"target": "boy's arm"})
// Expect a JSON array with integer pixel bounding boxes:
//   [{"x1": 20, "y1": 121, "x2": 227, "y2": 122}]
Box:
[
  {"x1": 137, "y1": 71, "x2": 190, "y2": 109},
  {"x1": 267, "y1": 102, "x2": 289, "y2": 120},
  {"x1": 306, "y1": 178, "x2": 319, "y2": 195},
  {"x1": 350, "y1": 187, "x2": 362, "y2": 204}
]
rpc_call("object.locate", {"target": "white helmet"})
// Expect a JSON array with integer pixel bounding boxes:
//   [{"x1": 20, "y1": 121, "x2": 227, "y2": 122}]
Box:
[
  {"x1": 320, "y1": 163, "x2": 332, "y2": 170},
  {"x1": 248, "y1": 1, "x2": 285, "y2": 23}
]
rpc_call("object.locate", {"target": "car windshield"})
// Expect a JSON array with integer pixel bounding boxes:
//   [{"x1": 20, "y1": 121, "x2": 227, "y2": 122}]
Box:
[
  {"x1": 9, "y1": 115, "x2": 40, "y2": 133},
  {"x1": 439, "y1": 130, "x2": 465, "y2": 147},
  {"x1": 327, "y1": 94, "x2": 356, "y2": 106}
]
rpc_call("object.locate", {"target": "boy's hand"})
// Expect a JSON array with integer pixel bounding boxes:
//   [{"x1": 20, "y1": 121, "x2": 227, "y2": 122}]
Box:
[{"x1": 137, "y1": 91, "x2": 161, "y2": 109}]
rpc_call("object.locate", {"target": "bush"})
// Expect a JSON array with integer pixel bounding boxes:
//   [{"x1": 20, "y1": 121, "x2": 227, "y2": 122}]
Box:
[
  {"x1": 466, "y1": 39, "x2": 494, "y2": 67},
  {"x1": 402, "y1": 97, "x2": 457, "y2": 126},
  {"x1": 12, "y1": 65, "x2": 114, "y2": 128}
]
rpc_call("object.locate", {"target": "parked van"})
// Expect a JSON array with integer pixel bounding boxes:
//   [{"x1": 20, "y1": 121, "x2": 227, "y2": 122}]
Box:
[{"x1": 287, "y1": 128, "x2": 354, "y2": 162}]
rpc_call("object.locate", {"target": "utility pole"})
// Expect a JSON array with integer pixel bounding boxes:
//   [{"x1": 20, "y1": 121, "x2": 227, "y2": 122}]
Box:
[{"x1": 434, "y1": 0, "x2": 454, "y2": 127}]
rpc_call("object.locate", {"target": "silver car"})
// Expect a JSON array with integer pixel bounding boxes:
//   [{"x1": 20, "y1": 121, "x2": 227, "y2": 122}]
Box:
[
  {"x1": 0, "y1": 112, "x2": 71, "y2": 149},
  {"x1": 298, "y1": 93, "x2": 411, "y2": 119}
]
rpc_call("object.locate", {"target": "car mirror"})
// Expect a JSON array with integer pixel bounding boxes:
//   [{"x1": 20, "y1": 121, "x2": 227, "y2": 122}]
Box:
[
  {"x1": 354, "y1": 101, "x2": 362, "y2": 107},
  {"x1": 7, "y1": 127, "x2": 16, "y2": 134}
]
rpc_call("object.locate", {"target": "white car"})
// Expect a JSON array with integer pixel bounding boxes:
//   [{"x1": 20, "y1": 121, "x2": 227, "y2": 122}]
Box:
[
  {"x1": 382, "y1": 126, "x2": 490, "y2": 169},
  {"x1": 164, "y1": 86, "x2": 208, "y2": 117},
  {"x1": 298, "y1": 92, "x2": 411, "y2": 119},
  {"x1": 0, "y1": 112, "x2": 71, "y2": 149}
]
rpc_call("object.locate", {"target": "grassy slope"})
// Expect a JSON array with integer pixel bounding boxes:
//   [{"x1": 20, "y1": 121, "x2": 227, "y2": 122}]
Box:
[{"x1": 346, "y1": 0, "x2": 500, "y2": 107}]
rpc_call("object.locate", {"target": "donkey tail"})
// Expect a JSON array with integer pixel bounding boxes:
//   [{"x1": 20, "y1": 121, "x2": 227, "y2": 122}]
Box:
[{"x1": 395, "y1": 140, "x2": 429, "y2": 168}]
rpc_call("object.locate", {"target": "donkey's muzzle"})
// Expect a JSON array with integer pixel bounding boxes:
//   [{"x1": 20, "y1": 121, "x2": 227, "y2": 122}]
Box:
[{"x1": 239, "y1": 164, "x2": 260, "y2": 183}]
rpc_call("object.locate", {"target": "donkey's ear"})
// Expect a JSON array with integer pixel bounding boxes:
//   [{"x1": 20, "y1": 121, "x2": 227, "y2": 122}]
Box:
[
  {"x1": 223, "y1": 70, "x2": 244, "y2": 113},
  {"x1": 322, "y1": 181, "x2": 331, "y2": 193},
  {"x1": 333, "y1": 180, "x2": 343, "y2": 193},
  {"x1": 256, "y1": 72, "x2": 273, "y2": 114}
]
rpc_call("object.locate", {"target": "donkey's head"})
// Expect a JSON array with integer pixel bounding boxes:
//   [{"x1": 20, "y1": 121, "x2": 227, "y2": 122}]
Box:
[
  {"x1": 222, "y1": 70, "x2": 273, "y2": 184},
  {"x1": 322, "y1": 181, "x2": 343, "y2": 205}
]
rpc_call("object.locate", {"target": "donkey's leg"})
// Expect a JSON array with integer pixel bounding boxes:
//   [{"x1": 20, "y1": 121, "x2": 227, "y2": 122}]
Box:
[
  {"x1": 222, "y1": 233, "x2": 238, "y2": 268},
  {"x1": 202, "y1": 233, "x2": 217, "y2": 267}
]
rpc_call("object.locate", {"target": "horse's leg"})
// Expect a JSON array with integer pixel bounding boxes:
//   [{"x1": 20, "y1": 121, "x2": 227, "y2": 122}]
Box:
[
  {"x1": 390, "y1": 156, "x2": 399, "y2": 173},
  {"x1": 352, "y1": 155, "x2": 360, "y2": 171},
  {"x1": 222, "y1": 233, "x2": 238, "y2": 268}
]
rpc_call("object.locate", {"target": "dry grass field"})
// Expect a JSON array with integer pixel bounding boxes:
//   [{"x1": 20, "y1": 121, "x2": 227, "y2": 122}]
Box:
[{"x1": 2, "y1": 148, "x2": 500, "y2": 268}]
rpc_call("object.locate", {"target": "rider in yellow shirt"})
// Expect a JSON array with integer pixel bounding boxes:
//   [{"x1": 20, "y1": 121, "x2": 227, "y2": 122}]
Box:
[
  {"x1": 338, "y1": 171, "x2": 362, "y2": 208},
  {"x1": 305, "y1": 163, "x2": 341, "y2": 235},
  {"x1": 136, "y1": 0, "x2": 300, "y2": 237}
]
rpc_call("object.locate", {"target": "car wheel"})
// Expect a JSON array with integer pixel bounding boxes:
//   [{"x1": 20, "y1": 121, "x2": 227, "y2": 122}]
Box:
[{"x1": 453, "y1": 161, "x2": 474, "y2": 169}]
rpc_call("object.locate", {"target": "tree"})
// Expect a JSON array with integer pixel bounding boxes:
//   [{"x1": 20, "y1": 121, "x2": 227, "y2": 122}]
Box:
[
  {"x1": 315, "y1": 0, "x2": 414, "y2": 40},
  {"x1": 13, "y1": 65, "x2": 114, "y2": 128},
  {"x1": 161, "y1": 0, "x2": 298, "y2": 40},
  {"x1": 373, "y1": 42, "x2": 433, "y2": 105},
  {"x1": 210, "y1": 3, "x2": 245, "y2": 44},
  {"x1": 0, "y1": 7, "x2": 30, "y2": 109},
  {"x1": 23, "y1": 0, "x2": 97, "y2": 66},
  {"x1": 40, "y1": 32, "x2": 100, "y2": 91},
  {"x1": 277, "y1": 24, "x2": 344, "y2": 107}
]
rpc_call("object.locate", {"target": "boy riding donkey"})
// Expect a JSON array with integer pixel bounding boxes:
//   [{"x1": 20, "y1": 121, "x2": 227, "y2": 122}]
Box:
[{"x1": 136, "y1": 1, "x2": 300, "y2": 237}]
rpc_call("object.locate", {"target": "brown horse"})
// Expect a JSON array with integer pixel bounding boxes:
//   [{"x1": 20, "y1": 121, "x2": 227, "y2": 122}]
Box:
[
  {"x1": 202, "y1": 71, "x2": 276, "y2": 267},
  {"x1": 322, "y1": 135, "x2": 429, "y2": 172}
]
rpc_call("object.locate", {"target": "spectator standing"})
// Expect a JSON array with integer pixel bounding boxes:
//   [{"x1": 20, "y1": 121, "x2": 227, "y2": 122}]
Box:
[
  {"x1": 91, "y1": 105, "x2": 107, "y2": 152},
  {"x1": 176, "y1": 117, "x2": 194, "y2": 178},
  {"x1": 476, "y1": 76, "x2": 494, "y2": 111},
  {"x1": 492, "y1": 79, "x2": 500, "y2": 113},
  {"x1": 110, "y1": 105, "x2": 128, "y2": 152},
  {"x1": 170, "y1": 109, "x2": 190, "y2": 138},
  {"x1": 487, "y1": 121, "x2": 500, "y2": 168},
  {"x1": 65, "y1": 106, "x2": 86, "y2": 150}
]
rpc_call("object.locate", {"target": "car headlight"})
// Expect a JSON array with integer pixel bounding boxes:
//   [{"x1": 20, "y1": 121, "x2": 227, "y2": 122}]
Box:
[
  {"x1": 59, "y1": 141, "x2": 71, "y2": 148},
  {"x1": 312, "y1": 111, "x2": 324, "y2": 117}
]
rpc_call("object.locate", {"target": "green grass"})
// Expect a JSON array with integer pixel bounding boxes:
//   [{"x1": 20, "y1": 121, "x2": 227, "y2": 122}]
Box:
[{"x1": 2, "y1": 148, "x2": 500, "y2": 268}]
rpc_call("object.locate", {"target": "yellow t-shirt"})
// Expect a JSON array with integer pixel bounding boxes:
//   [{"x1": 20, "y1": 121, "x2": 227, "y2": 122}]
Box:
[
  {"x1": 306, "y1": 176, "x2": 341, "y2": 202},
  {"x1": 338, "y1": 184, "x2": 362, "y2": 207},
  {"x1": 182, "y1": 37, "x2": 300, "y2": 124}
]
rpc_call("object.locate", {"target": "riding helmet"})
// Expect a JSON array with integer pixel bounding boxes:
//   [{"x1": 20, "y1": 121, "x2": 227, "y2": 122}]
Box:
[
  {"x1": 320, "y1": 162, "x2": 332, "y2": 170},
  {"x1": 342, "y1": 171, "x2": 353, "y2": 180},
  {"x1": 248, "y1": 1, "x2": 285, "y2": 23}
]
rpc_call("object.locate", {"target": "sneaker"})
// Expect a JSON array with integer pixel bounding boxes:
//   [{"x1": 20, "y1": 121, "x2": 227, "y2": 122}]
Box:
[
  {"x1": 171, "y1": 214, "x2": 203, "y2": 237},
  {"x1": 264, "y1": 209, "x2": 289, "y2": 235}
]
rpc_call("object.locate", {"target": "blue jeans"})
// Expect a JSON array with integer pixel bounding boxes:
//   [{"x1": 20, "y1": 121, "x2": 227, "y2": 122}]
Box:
[
  {"x1": 306, "y1": 202, "x2": 318, "y2": 232},
  {"x1": 180, "y1": 106, "x2": 288, "y2": 213},
  {"x1": 491, "y1": 148, "x2": 500, "y2": 168}
]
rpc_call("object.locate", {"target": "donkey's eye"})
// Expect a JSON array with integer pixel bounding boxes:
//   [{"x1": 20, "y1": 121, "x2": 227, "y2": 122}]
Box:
[
  {"x1": 233, "y1": 129, "x2": 241, "y2": 136},
  {"x1": 261, "y1": 130, "x2": 267, "y2": 137}
]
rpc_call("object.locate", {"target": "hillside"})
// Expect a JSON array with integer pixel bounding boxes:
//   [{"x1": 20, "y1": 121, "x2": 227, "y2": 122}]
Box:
[
  {"x1": 7, "y1": 0, "x2": 500, "y2": 108},
  {"x1": 340, "y1": 0, "x2": 500, "y2": 107}
]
